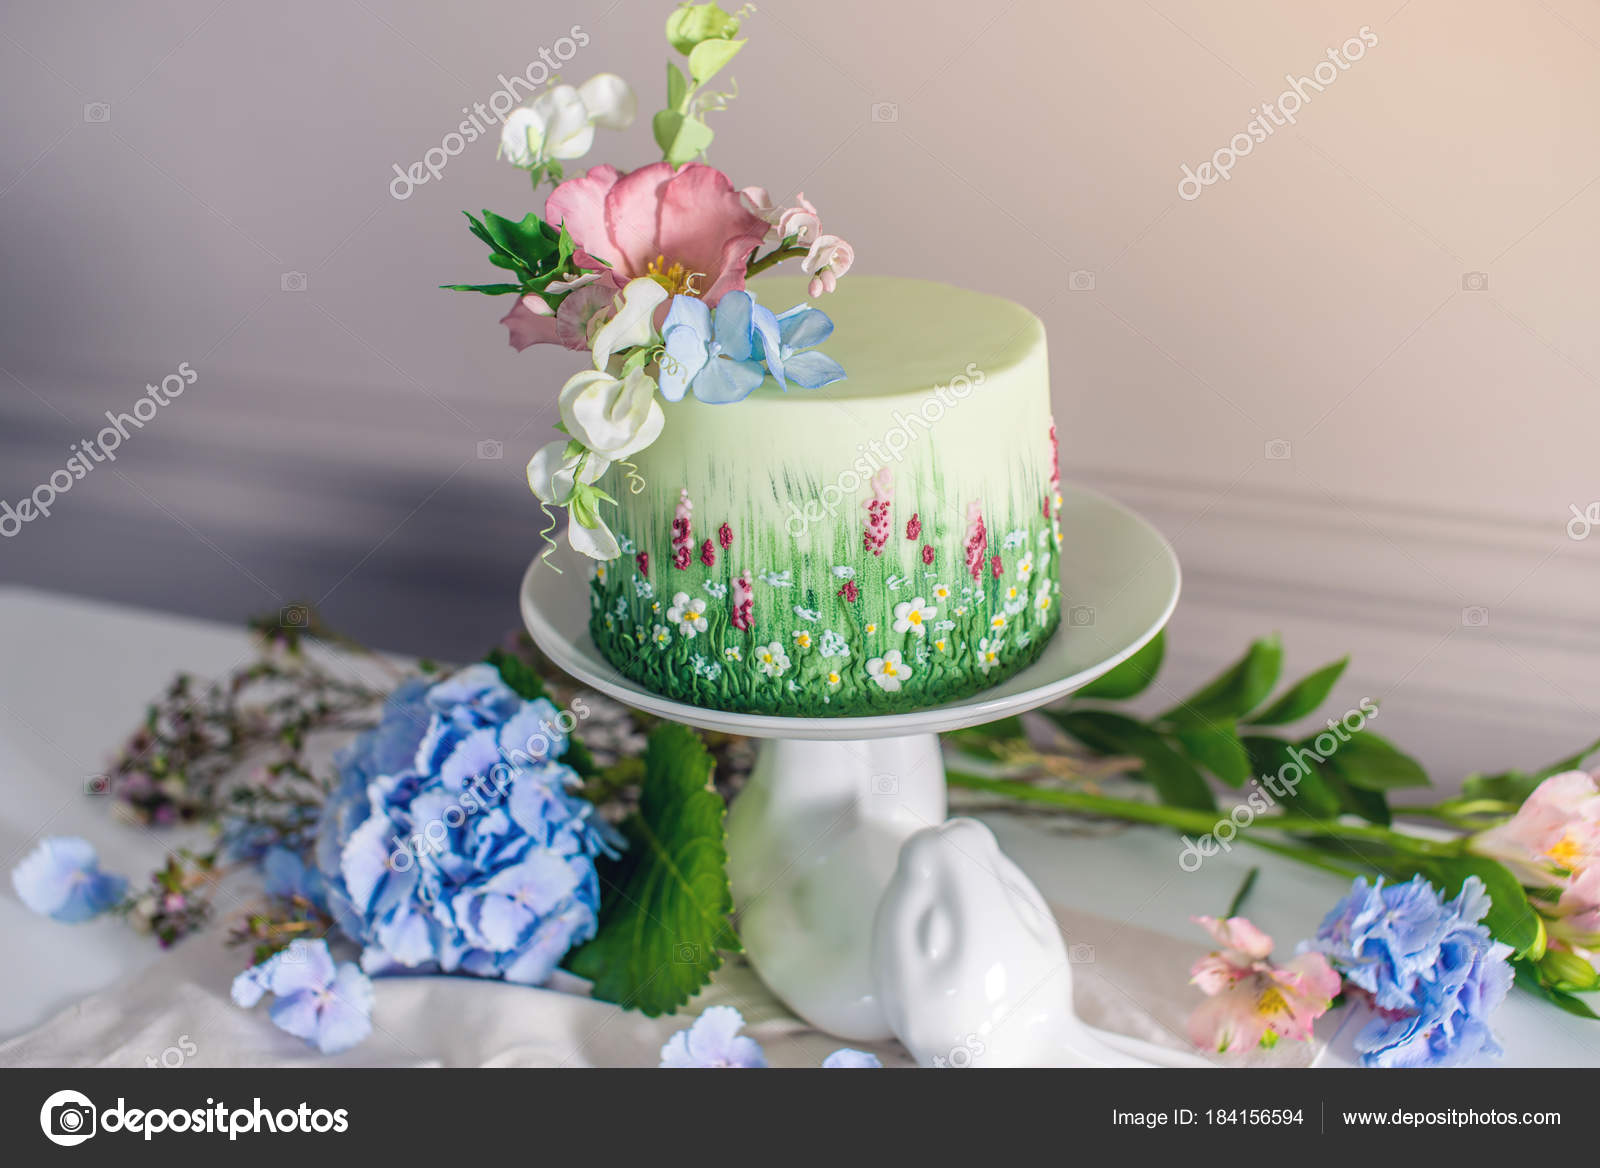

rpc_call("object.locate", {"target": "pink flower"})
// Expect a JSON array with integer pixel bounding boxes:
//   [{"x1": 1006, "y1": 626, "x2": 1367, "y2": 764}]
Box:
[
  {"x1": 636, "y1": 552, "x2": 649, "y2": 576},
  {"x1": 905, "y1": 513, "x2": 921, "y2": 541},
  {"x1": 699, "y1": 539, "x2": 716, "y2": 569},
  {"x1": 545, "y1": 162, "x2": 769, "y2": 307},
  {"x1": 718, "y1": 522, "x2": 734, "y2": 550},
  {"x1": 990, "y1": 554, "x2": 1002, "y2": 581},
  {"x1": 1474, "y1": 769, "x2": 1600, "y2": 958},
  {"x1": 731, "y1": 574, "x2": 754, "y2": 631},
  {"x1": 802, "y1": 234, "x2": 854, "y2": 298},
  {"x1": 838, "y1": 580, "x2": 859, "y2": 603},
  {"x1": 862, "y1": 468, "x2": 892, "y2": 556},
  {"x1": 1187, "y1": 916, "x2": 1340, "y2": 1054},
  {"x1": 921, "y1": 544, "x2": 934, "y2": 565},
  {"x1": 963, "y1": 502, "x2": 987, "y2": 582},
  {"x1": 776, "y1": 192, "x2": 821, "y2": 246},
  {"x1": 671, "y1": 488, "x2": 694, "y2": 571}
]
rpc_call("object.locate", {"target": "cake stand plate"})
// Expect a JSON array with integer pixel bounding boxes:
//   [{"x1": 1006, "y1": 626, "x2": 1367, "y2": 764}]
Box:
[{"x1": 521, "y1": 483, "x2": 1182, "y2": 1056}]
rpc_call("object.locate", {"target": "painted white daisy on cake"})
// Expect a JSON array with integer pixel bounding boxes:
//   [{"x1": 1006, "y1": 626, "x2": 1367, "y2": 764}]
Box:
[
  {"x1": 667, "y1": 592, "x2": 708, "y2": 636},
  {"x1": 754, "y1": 642, "x2": 790, "y2": 678},
  {"x1": 792, "y1": 629, "x2": 812, "y2": 650},
  {"x1": 893, "y1": 598, "x2": 936, "y2": 637},
  {"x1": 931, "y1": 583, "x2": 951, "y2": 602},
  {"x1": 819, "y1": 630, "x2": 850, "y2": 658},
  {"x1": 977, "y1": 637, "x2": 1005, "y2": 673},
  {"x1": 1017, "y1": 552, "x2": 1034, "y2": 581},
  {"x1": 1035, "y1": 588, "x2": 1053, "y2": 614},
  {"x1": 867, "y1": 649, "x2": 911, "y2": 692},
  {"x1": 651, "y1": 623, "x2": 672, "y2": 649}
]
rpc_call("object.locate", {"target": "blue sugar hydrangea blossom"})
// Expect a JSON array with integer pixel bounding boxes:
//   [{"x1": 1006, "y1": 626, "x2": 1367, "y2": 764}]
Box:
[
  {"x1": 10, "y1": 836, "x2": 126, "y2": 922},
  {"x1": 658, "y1": 290, "x2": 844, "y2": 405},
  {"x1": 821, "y1": 1048, "x2": 883, "y2": 1068},
  {"x1": 315, "y1": 663, "x2": 619, "y2": 984},
  {"x1": 232, "y1": 938, "x2": 374, "y2": 1054},
  {"x1": 658, "y1": 1006, "x2": 884, "y2": 1068},
  {"x1": 1302, "y1": 875, "x2": 1514, "y2": 1068}
]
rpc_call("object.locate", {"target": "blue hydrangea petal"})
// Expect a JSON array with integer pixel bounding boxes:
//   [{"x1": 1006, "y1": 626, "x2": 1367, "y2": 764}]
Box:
[
  {"x1": 749, "y1": 303, "x2": 785, "y2": 388},
  {"x1": 822, "y1": 1048, "x2": 881, "y2": 1068},
  {"x1": 314, "y1": 964, "x2": 376, "y2": 1054},
  {"x1": 268, "y1": 939, "x2": 338, "y2": 996},
  {"x1": 776, "y1": 304, "x2": 834, "y2": 350},
  {"x1": 691, "y1": 357, "x2": 765, "y2": 404},
  {"x1": 438, "y1": 727, "x2": 502, "y2": 792},
  {"x1": 340, "y1": 814, "x2": 395, "y2": 915},
  {"x1": 500, "y1": 902, "x2": 596, "y2": 984},
  {"x1": 779, "y1": 350, "x2": 846, "y2": 389},
  {"x1": 10, "y1": 836, "x2": 126, "y2": 923},
  {"x1": 231, "y1": 953, "x2": 280, "y2": 1008},
  {"x1": 712, "y1": 290, "x2": 755, "y2": 362},
  {"x1": 497, "y1": 699, "x2": 566, "y2": 763},
  {"x1": 268, "y1": 989, "x2": 324, "y2": 1044}
]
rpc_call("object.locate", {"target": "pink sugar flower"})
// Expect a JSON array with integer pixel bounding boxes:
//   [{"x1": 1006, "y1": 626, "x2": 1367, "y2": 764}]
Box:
[
  {"x1": 1187, "y1": 915, "x2": 1341, "y2": 1055},
  {"x1": 718, "y1": 522, "x2": 734, "y2": 550},
  {"x1": 862, "y1": 468, "x2": 893, "y2": 556},
  {"x1": 906, "y1": 513, "x2": 921, "y2": 541},
  {"x1": 544, "y1": 162, "x2": 768, "y2": 307},
  {"x1": 700, "y1": 539, "x2": 716, "y2": 569},
  {"x1": 838, "y1": 580, "x2": 859, "y2": 603},
  {"x1": 671, "y1": 488, "x2": 694, "y2": 571},
  {"x1": 921, "y1": 544, "x2": 934, "y2": 566},
  {"x1": 990, "y1": 554, "x2": 1002, "y2": 581}
]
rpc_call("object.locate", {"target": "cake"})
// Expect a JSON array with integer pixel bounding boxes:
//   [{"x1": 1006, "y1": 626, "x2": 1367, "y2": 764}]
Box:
[
  {"x1": 443, "y1": 2, "x2": 1063, "y2": 715},
  {"x1": 586, "y1": 274, "x2": 1062, "y2": 716}
]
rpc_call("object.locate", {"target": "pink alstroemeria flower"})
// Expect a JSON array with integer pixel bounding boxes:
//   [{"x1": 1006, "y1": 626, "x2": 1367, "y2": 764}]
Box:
[
  {"x1": 547, "y1": 161, "x2": 768, "y2": 306},
  {"x1": 1474, "y1": 769, "x2": 1600, "y2": 960},
  {"x1": 1187, "y1": 915, "x2": 1340, "y2": 1055}
]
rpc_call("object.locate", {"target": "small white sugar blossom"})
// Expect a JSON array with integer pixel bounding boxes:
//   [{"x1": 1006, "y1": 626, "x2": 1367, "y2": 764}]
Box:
[
  {"x1": 977, "y1": 637, "x2": 1004, "y2": 673},
  {"x1": 667, "y1": 592, "x2": 708, "y2": 637},
  {"x1": 501, "y1": 73, "x2": 636, "y2": 168},
  {"x1": 867, "y1": 649, "x2": 911, "y2": 692},
  {"x1": 754, "y1": 642, "x2": 790, "y2": 678},
  {"x1": 892, "y1": 597, "x2": 937, "y2": 638}
]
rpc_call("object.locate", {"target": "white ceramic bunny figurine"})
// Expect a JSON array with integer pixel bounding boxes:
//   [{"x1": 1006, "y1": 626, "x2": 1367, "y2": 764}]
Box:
[{"x1": 871, "y1": 818, "x2": 1208, "y2": 1067}]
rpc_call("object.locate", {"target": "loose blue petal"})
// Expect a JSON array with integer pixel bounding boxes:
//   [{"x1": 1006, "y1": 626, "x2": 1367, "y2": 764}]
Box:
[
  {"x1": 822, "y1": 1048, "x2": 882, "y2": 1068},
  {"x1": 10, "y1": 836, "x2": 126, "y2": 923},
  {"x1": 712, "y1": 290, "x2": 755, "y2": 362}
]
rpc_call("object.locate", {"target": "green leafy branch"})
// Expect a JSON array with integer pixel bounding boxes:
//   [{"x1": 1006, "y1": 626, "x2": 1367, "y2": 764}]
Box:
[
  {"x1": 440, "y1": 209, "x2": 582, "y2": 304},
  {"x1": 654, "y1": 3, "x2": 750, "y2": 165}
]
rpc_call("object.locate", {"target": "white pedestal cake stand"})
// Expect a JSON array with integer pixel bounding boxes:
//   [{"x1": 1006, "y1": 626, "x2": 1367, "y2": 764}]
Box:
[{"x1": 521, "y1": 484, "x2": 1188, "y2": 1066}]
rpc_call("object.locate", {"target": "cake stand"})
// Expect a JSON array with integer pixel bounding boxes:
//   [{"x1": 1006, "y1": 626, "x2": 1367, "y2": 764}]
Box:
[{"x1": 521, "y1": 483, "x2": 1183, "y2": 1063}]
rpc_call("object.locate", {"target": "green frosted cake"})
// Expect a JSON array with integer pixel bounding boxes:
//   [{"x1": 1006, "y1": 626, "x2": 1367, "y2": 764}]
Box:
[{"x1": 582, "y1": 275, "x2": 1062, "y2": 716}]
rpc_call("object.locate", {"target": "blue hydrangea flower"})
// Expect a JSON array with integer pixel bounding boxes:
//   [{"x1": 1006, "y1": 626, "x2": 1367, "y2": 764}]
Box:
[
  {"x1": 821, "y1": 1048, "x2": 882, "y2": 1068},
  {"x1": 658, "y1": 291, "x2": 779, "y2": 404},
  {"x1": 232, "y1": 938, "x2": 374, "y2": 1054},
  {"x1": 261, "y1": 845, "x2": 327, "y2": 909},
  {"x1": 762, "y1": 304, "x2": 846, "y2": 390},
  {"x1": 314, "y1": 663, "x2": 618, "y2": 984},
  {"x1": 659, "y1": 1005, "x2": 768, "y2": 1068},
  {"x1": 10, "y1": 837, "x2": 126, "y2": 922},
  {"x1": 1303, "y1": 875, "x2": 1513, "y2": 1067}
]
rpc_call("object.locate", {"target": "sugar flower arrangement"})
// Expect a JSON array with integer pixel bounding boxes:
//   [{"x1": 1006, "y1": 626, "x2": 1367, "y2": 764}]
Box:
[{"x1": 445, "y1": 2, "x2": 853, "y2": 561}]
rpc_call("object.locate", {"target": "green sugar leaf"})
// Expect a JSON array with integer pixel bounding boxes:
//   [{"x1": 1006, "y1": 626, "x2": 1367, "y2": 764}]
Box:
[
  {"x1": 566, "y1": 724, "x2": 739, "y2": 1015},
  {"x1": 688, "y1": 37, "x2": 744, "y2": 85},
  {"x1": 653, "y1": 109, "x2": 715, "y2": 165}
]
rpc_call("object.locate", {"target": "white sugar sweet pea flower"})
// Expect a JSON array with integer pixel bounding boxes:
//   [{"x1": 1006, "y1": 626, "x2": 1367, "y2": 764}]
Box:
[
  {"x1": 589, "y1": 278, "x2": 669, "y2": 369},
  {"x1": 567, "y1": 513, "x2": 620, "y2": 560},
  {"x1": 526, "y1": 441, "x2": 610, "y2": 505},
  {"x1": 500, "y1": 74, "x2": 637, "y2": 168},
  {"x1": 558, "y1": 366, "x2": 664, "y2": 459}
]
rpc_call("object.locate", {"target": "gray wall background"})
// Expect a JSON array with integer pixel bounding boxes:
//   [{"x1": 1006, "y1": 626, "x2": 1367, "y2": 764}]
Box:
[{"x1": 3, "y1": 0, "x2": 1598, "y2": 784}]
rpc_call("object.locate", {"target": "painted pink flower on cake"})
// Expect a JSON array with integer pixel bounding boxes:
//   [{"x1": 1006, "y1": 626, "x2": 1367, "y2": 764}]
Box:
[
  {"x1": 731, "y1": 573, "x2": 754, "y2": 631},
  {"x1": 862, "y1": 468, "x2": 893, "y2": 556},
  {"x1": 671, "y1": 488, "x2": 694, "y2": 570},
  {"x1": 545, "y1": 162, "x2": 768, "y2": 306},
  {"x1": 964, "y1": 501, "x2": 987, "y2": 582},
  {"x1": 921, "y1": 544, "x2": 935, "y2": 566},
  {"x1": 1186, "y1": 915, "x2": 1340, "y2": 1055},
  {"x1": 699, "y1": 539, "x2": 715, "y2": 568},
  {"x1": 718, "y1": 522, "x2": 734, "y2": 550},
  {"x1": 905, "y1": 514, "x2": 921, "y2": 541}
]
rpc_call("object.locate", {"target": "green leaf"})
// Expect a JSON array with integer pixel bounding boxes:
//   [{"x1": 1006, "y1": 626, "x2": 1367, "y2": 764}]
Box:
[
  {"x1": 1247, "y1": 657, "x2": 1349, "y2": 726},
  {"x1": 666, "y1": 61, "x2": 689, "y2": 111},
  {"x1": 440, "y1": 282, "x2": 523, "y2": 295},
  {"x1": 1074, "y1": 631, "x2": 1164, "y2": 701},
  {"x1": 566, "y1": 724, "x2": 738, "y2": 1015},
  {"x1": 1534, "y1": 734, "x2": 1600, "y2": 781},
  {"x1": 1317, "y1": 762, "x2": 1393, "y2": 826},
  {"x1": 1461, "y1": 769, "x2": 1540, "y2": 806},
  {"x1": 688, "y1": 37, "x2": 744, "y2": 84},
  {"x1": 1322, "y1": 730, "x2": 1430, "y2": 792},
  {"x1": 1514, "y1": 961, "x2": 1600, "y2": 1020},
  {"x1": 1175, "y1": 722, "x2": 1253, "y2": 787},
  {"x1": 1389, "y1": 856, "x2": 1546, "y2": 958},
  {"x1": 1163, "y1": 635, "x2": 1282, "y2": 726},
  {"x1": 1050, "y1": 709, "x2": 1216, "y2": 812},
  {"x1": 486, "y1": 648, "x2": 547, "y2": 700},
  {"x1": 481, "y1": 210, "x2": 556, "y2": 266},
  {"x1": 653, "y1": 109, "x2": 715, "y2": 165},
  {"x1": 1243, "y1": 735, "x2": 1341, "y2": 819}
]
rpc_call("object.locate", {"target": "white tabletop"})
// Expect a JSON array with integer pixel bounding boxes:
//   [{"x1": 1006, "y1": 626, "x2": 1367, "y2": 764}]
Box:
[{"x1": 1, "y1": 585, "x2": 1594, "y2": 1067}]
